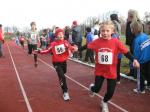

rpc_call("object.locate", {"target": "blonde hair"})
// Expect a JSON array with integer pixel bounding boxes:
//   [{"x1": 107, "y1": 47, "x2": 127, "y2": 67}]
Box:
[
  {"x1": 100, "y1": 21, "x2": 115, "y2": 30},
  {"x1": 130, "y1": 21, "x2": 143, "y2": 33},
  {"x1": 128, "y1": 9, "x2": 140, "y2": 22}
]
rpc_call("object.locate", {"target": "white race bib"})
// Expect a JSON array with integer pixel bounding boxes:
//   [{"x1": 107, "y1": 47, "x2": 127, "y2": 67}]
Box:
[
  {"x1": 98, "y1": 52, "x2": 113, "y2": 64},
  {"x1": 55, "y1": 44, "x2": 66, "y2": 54},
  {"x1": 31, "y1": 34, "x2": 36, "y2": 40}
]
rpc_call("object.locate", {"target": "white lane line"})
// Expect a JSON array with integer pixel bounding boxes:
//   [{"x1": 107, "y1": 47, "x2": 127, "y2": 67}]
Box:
[
  {"x1": 38, "y1": 58, "x2": 128, "y2": 112},
  {"x1": 69, "y1": 58, "x2": 137, "y2": 82},
  {"x1": 7, "y1": 42, "x2": 33, "y2": 112}
]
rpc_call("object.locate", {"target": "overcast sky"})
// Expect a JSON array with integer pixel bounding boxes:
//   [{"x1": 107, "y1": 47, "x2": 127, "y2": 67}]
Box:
[{"x1": 0, "y1": 0, "x2": 149, "y2": 29}]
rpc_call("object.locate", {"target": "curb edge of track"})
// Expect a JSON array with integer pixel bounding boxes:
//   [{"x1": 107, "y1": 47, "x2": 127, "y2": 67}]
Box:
[{"x1": 69, "y1": 58, "x2": 137, "y2": 82}]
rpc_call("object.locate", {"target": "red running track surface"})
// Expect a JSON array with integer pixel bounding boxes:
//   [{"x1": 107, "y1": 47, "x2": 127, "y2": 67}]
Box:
[{"x1": 0, "y1": 40, "x2": 150, "y2": 112}]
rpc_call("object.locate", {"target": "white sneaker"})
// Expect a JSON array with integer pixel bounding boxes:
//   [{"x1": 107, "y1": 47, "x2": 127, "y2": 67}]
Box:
[
  {"x1": 116, "y1": 81, "x2": 121, "y2": 84},
  {"x1": 89, "y1": 83, "x2": 95, "y2": 97},
  {"x1": 101, "y1": 100, "x2": 109, "y2": 112},
  {"x1": 63, "y1": 92, "x2": 70, "y2": 101},
  {"x1": 133, "y1": 88, "x2": 145, "y2": 94}
]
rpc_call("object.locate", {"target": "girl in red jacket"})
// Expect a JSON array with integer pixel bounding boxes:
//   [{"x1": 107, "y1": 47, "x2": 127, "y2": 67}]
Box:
[
  {"x1": 38, "y1": 28, "x2": 77, "y2": 101},
  {"x1": 0, "y1": 24, "x2": 4, "y2": 57},
  {"x1": 88, "y1": 21, "x2": 140, "y2": 112}
]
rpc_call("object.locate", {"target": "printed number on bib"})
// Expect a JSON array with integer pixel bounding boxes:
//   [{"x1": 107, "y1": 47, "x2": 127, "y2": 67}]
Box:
[
  {"x1": 31, "y1": 34, "x2": 36, "y2": 40},
  {"x1": 55, "y1": 44, "x2": 66, "y2": 54},
  {"x1": 98, "y1": 52, "x2": 112, "y2": 64}
]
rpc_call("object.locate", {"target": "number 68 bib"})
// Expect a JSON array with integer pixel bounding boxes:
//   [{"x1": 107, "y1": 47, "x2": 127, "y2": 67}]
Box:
[
  {"x1": 98, "y1": 52, "x2": 113, "y2": 64},
  {"x1": 55, "y1": 44, "x2": 66, "y2": 54}
]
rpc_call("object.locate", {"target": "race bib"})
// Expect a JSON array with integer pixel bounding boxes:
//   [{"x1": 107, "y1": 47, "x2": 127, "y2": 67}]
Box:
[
  {"x1": 55, "y1": 44, "x2": 66, "y2": 54},
  {"x1": 98, "y1": 52, "x2": 113, "y2": 64},
  {"x1": 31, "y1": 34, "x2": 37, "y2": 41}
]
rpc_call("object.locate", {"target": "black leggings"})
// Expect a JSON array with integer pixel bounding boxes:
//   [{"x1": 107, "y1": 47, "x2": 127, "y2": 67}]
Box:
[
  {"x1": 91, "y1": 76, "x2": 116, "y2": 102},
  {"x1": 27, "y1": 44, "x2": 37, "y2": 63},
  {"x1": 53, "y1": 61, "x2": 68, "y2": 93},
  {"x1": 140, "y1": 60, "x2": 150, "y2": 91}
]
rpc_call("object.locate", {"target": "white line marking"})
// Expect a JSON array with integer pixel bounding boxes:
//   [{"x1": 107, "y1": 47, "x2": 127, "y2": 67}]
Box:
[
  {"x1": 69, "y1": 58, "x2": 136, "y2": 82},
  {"x1": 7, "y1": 42, "x2": 33, "y2": 112},
  {"x1": 38, "y1": 58, "x2": 128, "y2": 112}
]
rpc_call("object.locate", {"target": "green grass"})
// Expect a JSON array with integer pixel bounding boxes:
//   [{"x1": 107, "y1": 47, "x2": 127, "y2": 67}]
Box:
[{"x1": 120, "y1": 36, "x2": 130, "y2": 75}]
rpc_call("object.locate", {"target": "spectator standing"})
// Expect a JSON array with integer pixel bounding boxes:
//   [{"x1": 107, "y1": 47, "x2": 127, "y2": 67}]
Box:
[
  {"x1": 110, "y1": 13, "x2": 122, "y2": 84},
  {"x1": 125, "y1": 9, "x2": 141, "y2": 78},
  {"x1": 130, "y1": 21, "x2": 150, "y2": 93},
  {"x1": 84, "y1": 27, "x2": 95, "y2": 63},
  {"x1": 71, "y1": 20, "x2": 82, "y2": 60}
]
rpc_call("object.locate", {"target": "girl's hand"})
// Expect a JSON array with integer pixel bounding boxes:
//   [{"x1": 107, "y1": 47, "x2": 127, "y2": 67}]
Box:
[
  {"x1": 34, "y1": 48, "x2": 42, "y2": 54},
  {"x1": 72, "y1": 45, "x2": 78, "y2": 52},
  {"x1": 133, "y1": 59, "x2": 140, "y2": 69}
]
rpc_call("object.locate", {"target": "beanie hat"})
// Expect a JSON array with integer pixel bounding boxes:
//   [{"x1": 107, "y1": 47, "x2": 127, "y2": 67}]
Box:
[
  {"x1": 110, "y1": 14, "x2": 118, "y2": 21},
  {"x1": 72, "y1": 21, "x2": 77, "y2": 26},
  {"x1": 55, "y1": 28, "x2": 64, "y2": 37}
]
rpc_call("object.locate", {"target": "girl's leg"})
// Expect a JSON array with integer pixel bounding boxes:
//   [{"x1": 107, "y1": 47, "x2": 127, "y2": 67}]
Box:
[
  {"x1": 33, "y1": 45, "x2": 38, "y2": 67},
  {"x1": 0, "y1": 42, "x2": 3, "y2": 57},
  {"x1": 28, "y1": 44, "x2": 32, "y2": 54},
  {"x1": 103, "y1": 78, "x2": 116, "y2": 102},
  {"x1": 53, "y1": 62, "x2": 68, "y2": 93},
  {"x1": 62, "y1": 61, "x2": 67, "y2": 74},
  {"x1": 91, "y1": 76, "x2": 105, "y2": 93}
]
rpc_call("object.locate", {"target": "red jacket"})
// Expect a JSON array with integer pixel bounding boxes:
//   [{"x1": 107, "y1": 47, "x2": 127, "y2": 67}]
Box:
[
  {"x1": 0, "y1": 32, "x2": 4, "y2": 41},
  {"x1": 41, "y1": 40, "x2": 75, "y2": 62}
]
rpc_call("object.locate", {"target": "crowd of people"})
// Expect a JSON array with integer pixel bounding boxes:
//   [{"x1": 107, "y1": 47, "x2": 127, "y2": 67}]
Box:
[{"x1": 1, "y1": 9, "x2": 150, "y2": 112}]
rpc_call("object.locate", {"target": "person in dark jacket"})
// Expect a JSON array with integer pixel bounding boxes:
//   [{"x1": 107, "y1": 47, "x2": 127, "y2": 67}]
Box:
[
  {"x1": 71, "y1": 21, "x2": 83, "y2": 60},
  {"x1": 125, "y1": 9, "x2": 141, "y2": 78},
  {"x1": 146, "y1": 21, "x2": 150, "y2": 35},
  {"x1": 110, "y1": 14, "x2": 122, "y2": 84}
]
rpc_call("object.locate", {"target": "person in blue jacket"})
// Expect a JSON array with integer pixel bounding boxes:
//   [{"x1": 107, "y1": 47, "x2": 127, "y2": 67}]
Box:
[
  {"x1": 84, "y1": 27, "x2": 95, "y2": 63},
  {"x1": 131, "y1": 20, "x2": 150, "y2": 93}
]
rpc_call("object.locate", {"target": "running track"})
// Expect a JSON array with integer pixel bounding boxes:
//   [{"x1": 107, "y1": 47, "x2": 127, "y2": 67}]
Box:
[{"x1": 0, "y1": 40, "x2": 150, "y2": 112}]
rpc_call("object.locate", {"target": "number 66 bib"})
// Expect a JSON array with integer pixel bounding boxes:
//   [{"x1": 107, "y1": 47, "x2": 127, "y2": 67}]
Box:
[
  {"x1": 98, "y1": 52, "x2": 113, "y2": 64},
  {"x1": 55, "y1": 44, "x2": 66, "y2": 54}
]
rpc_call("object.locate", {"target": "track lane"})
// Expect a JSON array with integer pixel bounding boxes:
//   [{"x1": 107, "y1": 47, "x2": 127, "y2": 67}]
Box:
[{"x1": 0, "y1": 42, "x2": 29, "y2": 112}]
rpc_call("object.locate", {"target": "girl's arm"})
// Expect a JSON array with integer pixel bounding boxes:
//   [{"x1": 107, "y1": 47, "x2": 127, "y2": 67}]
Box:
[
  {"x1": 40, "y1": 46, "x2": 52, "y2": 54},
  {"x1": 124, "y1": 52, "x2": 140, "y2": 68},
  {"x1": 69, "y1": 44, "x2": 78, "y2": 53}
]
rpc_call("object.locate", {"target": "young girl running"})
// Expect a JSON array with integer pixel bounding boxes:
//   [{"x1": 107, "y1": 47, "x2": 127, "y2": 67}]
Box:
[
  {"x1": 88, "y1": 21, "x2": 140, "y2": 112},
  {"x1": 19, "y1": 34, "x2": 25, "y2": 49},
  {"x1": 37, "y1": 28, "x2": 78, "y2": 101},
  {"x1": 27, "y1": 22, "x2": 40, "y2": 67}
]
